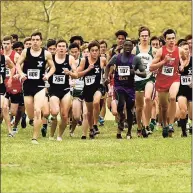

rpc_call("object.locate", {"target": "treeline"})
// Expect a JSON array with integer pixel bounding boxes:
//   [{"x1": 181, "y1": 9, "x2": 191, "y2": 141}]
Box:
[{"x1": 1, "y1": 1, "x2": 191, "y2": 47}]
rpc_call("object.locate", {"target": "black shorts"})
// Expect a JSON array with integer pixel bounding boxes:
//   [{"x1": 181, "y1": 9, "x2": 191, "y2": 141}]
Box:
[
  {"x1": 5, "y1": 92, "x2": 24, "y2": 106},
  {"x1": 49, "y1": 88, "x2": 70, "y2": 100},
  {"x1": 23, "y1": 85, "x2": 45, "y2": 97},
  {"x1": 72, "y1": 89, "x2": 84, "y2": 101},
  {"x1": 0, "y1": 84, "x2": 6, "y2": 95},
  {"x1": 83, "y1": 85, "x2": 106, "y2": 103},
  {"x1": 177, "y1": 86, "x2": 192, "y2": 102}
]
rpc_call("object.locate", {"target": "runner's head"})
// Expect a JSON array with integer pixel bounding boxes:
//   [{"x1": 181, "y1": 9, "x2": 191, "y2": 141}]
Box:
[
  {"x1": 163, "y1": 29, "x2": 176, "y2": 47},
  {"x1": 179, "y1": 41, "x2": 189, "y2": 57},
  {"x1": 31, "y1": 32, "x2": 43, "y2": 50},
  {"x1": 47, "y1": 39, "x2": 56, "y2": 55},
  {"x1": 2, "y1": 35, "x2": 13, "y2": 51},
  {"x1": 88, "y1": 41, "x2": 100, "y2": 59},
  {"x1": 81, "y1": 43, "x2": 89, "y2": 57},
  {"x1": 69, "y1": 36, "x2": 84, "y2": 47},
  {"x1": 99, "y1": 40, "x2": 108, "y2": 55},
  {"x1": 115, "y1": 30, "x2": 128, "y2": 46},
  {"x1": 138, "y1": 26, "x2": 150, "y2": 44},
  {"x1": 13, "y1": 41, "x2": 24, "y2": 55},
  {"x1": 24, "y1": 37, "x2": 32, "y2": 49},
  {"x1": 11, "y1": 34, "x2": 18, "y2": 44},
  {"x1": 185, "y1": 34, "x2": 192, "y2": 52},
  {"x1": 123, "y1": 40, "x2": 133, "y2": 53},
  {"x1": 150, "y1": 36, "x2": 160, "y2": 49},
  {"x1": 69, "y1": 42, "x2": 80, "y2": 60},
  {"x1": 56, "y1": 39, "x2": 68, "y2": 55}
]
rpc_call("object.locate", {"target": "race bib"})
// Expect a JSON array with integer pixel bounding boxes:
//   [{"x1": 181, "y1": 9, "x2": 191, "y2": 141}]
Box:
[
  {"x1": 53, "y1": 75, "x2": 65, "y2": 84},
  {"x1": 85, "y1": 75, "x2": 96, "y2": 86},
  {"x1": 162, "y1": 66, "x2": 174, "y2": 76},
  {"x1": 181, "y1": 75, "x2": 192, "y2": 85},
  {"x1": 75, "y1": 78, "x2": 84, "y2": 90},
  {"x1": 5, "y1": 68, "x2": 10, "y2": 77},
  {"x1": 27, "y1": 69, "x2": 40, "y2": 79},
  {"x1": 118, "y1": 66, "x2": 130, "y2": 76}
]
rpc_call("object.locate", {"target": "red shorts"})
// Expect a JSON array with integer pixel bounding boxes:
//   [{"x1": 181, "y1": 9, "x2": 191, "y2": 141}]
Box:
[{"x1": 155, "y1": 76, "x2": 180, "y2": 92}]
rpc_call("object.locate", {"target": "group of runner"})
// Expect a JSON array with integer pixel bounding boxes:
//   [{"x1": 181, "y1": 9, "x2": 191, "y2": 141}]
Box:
[{"x1": 0, "y1": 27, "x2": 192, "y2": 144}]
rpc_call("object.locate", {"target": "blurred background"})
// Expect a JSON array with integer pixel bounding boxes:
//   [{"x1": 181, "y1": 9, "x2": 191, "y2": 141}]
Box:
[{"x1": 1, "y1": 0, "x2": 191, "y2": 46}]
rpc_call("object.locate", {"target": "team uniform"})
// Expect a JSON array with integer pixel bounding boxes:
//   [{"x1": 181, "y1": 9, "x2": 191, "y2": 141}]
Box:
[
  {"x1": 23, "y1": 48, "x2": 47, "y2": 96},
  {"x1": 0, "y1": 54, "x2": 6, "y2": 95},
  {"x1": 135, "y1": 46, "x2": 155, "y2": 92},
  {"x1": 48, "y1": 54, "x2": 71, "y2": 99},
  {"x1": 177, "y1": 56, "x2": 192, "y2": 101},
  {"x1": 155, "y1": 46, "x2": 180, "y2": 92},
  {"x1": 83, "y1": 57, "x2": 105, "y2": 103},
  {"x1": 3, "y1": 51, "x2": 23, "y2": 105}
]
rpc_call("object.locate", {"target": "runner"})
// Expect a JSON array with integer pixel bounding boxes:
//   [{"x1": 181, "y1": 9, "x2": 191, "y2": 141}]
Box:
[
  {"x1": 23, "y1": 37, "x2": 32, "y2": 49},
  {"x1": 150, "y1": 28, "x2": 187, "y2": 138},
  {"x1": 177, "y1": 41, "x2": 192, "y2": 136},
  {"x1": 132, "y1": 26, "x2": 157, "y2": 137},
  {"x1": 105, "y1": 40, "x2": 146, "y2": 139},
  {"x1": 69, "y1": 43, "x2": 89, "y2": 139},
  {"x1": 77, "y1": 41, "x2": 107, "y2": 138},
  {"x1": 16, "y1": 31, "x2": 56, "y2": 144},
  {"x1": 0, "y1": 53, "x2": 15, "y2": 136},
  {"x1": 48, "y1": 39, "x2": 78, "y2": 141}
]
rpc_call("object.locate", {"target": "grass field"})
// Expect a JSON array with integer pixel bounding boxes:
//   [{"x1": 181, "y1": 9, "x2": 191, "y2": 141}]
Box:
[{"x1": 1, "y1": 121, "x2": 192, "y2": 193}]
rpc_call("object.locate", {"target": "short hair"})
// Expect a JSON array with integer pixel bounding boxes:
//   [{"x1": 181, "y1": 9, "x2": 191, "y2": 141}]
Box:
[
  {"x1": 131, "y1": 39, "x2": 138, "y2": 46},
  {"x1": 23, "y1": 37, "x2": 31, "y2": 44},
  {"x1": 31, "y1": 32, "x2": 42, "y2": 40},
  {"x1": 81, "y1": 43, "x2": 88, "y2": 52},
  {"x1": 99, "y1": 40, "x2": 108, "y2": 48},
  {"x1": 88, "y1": 41, "x2": 100, "y2": 51},
  {"x1": 3, "y1": 35, "x2": 13, "y2": 42},
  {"x1": 69, "y1": 42, "x2": 80, "y2": 50},
  {"x1": 150, "y1": 36, "x2": 159, "y2": 44},
  {"x1": 47, "y1": 39, "x2": 56, "y2": 48},
  {"x1": 12, "y1": 41, "x2": 24, "y2": 49},
  {"x1": 115, "y1": 30, "x2": 128, "y2": 38},
  {"x1": 56, "y1": 39, "x2": 68, "y2": 47},
  {"x1": 159, "y1": 36, "x2": 166, "y2": 45},
  {"x1": 185, "y1": 34, "x2": 192, "y2": 41},
  {"x1": 176, "y1": 39, "x2": 186, "y2": 46},
  {"x1": 179, "y1": 41, "x2": 189, "y2": 47},
  {"x1": 138, "y1": 26, "x2": 151, "y2": 37},
  {"x1": 11, "y1": 34, "x2": 18, "y2": 41},
  {"x1": 69, "y1": 36, "x2": 84, "y2": 45},
  {"x1": 163, "y1": 29, "x2": 176, "y2": 39}
]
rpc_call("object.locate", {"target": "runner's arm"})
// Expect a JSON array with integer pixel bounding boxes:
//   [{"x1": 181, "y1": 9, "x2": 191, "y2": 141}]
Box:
[
  {"x1": 45, "y1": 51, "x2": 55, "y2": 79},
  {"x1": 149, "y1": 48, "x2": 165, "y2": 71},
  {"x1": 77, "y1": 57, "x2": 95, "y2": 78},
  {"x1": 16, "y1": 49, "x2": 27, "y2": 78},
  {"x1": 179, "y1": 47, "x2": 187, "y2": 71},
  {"x1": 5, "y1": 56, "x2": 15, "y2": 79},
  {"x1": 133, "y1": 56, "x2": 146, "y2": 78},
  {"x1": 105, "y1": 55, "x2": 117, "y2": 82},
  {"x1": 68, "y1": 55, "x2": 78, "y2": 79}
]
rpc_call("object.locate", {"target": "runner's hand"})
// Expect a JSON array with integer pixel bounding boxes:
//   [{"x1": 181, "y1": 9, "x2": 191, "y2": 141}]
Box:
[
  {"x1": 20, "y1": 73, "x2": 27, "y2": 82},
  {"x1": 179, "y1": 65, "x2": 184, "y2": 72},
  {"x1": 88, "y1": 64, "x2": 94, "y2": 70},
  {"x1": 42, "y1": 74, "x2": 49, "y2": 81},
  {"x1": 7, "y1": 78, "x2": 12, "y2": 88}
]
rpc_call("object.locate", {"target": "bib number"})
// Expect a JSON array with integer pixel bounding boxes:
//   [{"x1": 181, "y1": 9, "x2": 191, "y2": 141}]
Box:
[
  {"x1": 118, "y1": 66, "x2": 130, "y2": 76},
  {"x1": 5, "y1": 68, "x2": 10, "y2": 77},
  {"x1": 53, "y1": 75, "x2": 65, "y2": 84},
  {"x1": 162, "y1": 66, "x2": 174, "y2": 76},
  {"x1": 27, "y1": 69, "x2": 40, "y2": 79},
  {"x1": 85, "y1": 75, "x2": 95, "y2": 86},
  {"x1": 181, "y1": 75, "x2": 192, "y2": 85}
]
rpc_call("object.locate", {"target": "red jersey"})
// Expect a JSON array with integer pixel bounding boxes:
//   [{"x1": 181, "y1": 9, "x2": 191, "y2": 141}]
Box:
[
  {"x1": 3, "y1": 50, "x2": 22, "y2": 94},
  {"x1": 155, "y1": 46, "x2": 180, "y2": 92}
]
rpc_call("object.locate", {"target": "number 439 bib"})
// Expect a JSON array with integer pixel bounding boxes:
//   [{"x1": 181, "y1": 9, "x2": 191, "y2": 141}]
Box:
[
  {"x1": 162, "y1": 66, "x2": 174, "y2": 76},
  {"x1": 118, "y1": 66, "x2": 130, "y2": 76}
]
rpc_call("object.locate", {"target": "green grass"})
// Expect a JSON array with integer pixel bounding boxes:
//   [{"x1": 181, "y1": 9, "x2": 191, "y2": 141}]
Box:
[{"x1": 1, "y1": 121, "x2": 191, "y2": 193}]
